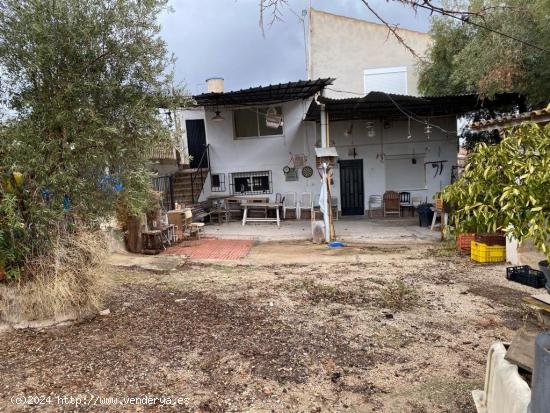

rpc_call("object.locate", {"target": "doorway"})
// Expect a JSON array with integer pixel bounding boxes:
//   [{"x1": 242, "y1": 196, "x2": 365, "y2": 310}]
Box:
[
  {"x1": 339, "y1": 159, "x2": 364, "y2": 215},
  {"x1": 186, "y1": 119, "x2": 208, "y2": 168}
]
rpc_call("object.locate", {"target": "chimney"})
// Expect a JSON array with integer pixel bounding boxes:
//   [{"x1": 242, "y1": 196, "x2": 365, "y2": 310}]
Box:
[{"x1": 206, "y1": 77, "x2": 224, "y2": 93}]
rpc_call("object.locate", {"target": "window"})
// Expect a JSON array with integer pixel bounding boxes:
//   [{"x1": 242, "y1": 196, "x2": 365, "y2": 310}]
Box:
[
  {"x1": 229, "y1": 171, "x2": 273, "y2": 195},
  {"x1": 364, "y1": 66, "x2": 408, "y2": 95},
  {"x1": 234, "y1": 106, "x2": 283, "y2": 138},
  {"x1": 210, "y1": 173, "x2": 226, "y2": 192}
]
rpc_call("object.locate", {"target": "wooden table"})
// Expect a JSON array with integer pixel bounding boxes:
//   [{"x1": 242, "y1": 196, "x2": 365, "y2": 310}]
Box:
[{"x1": 242, "y1": 202, "x2": 281, "y2": 227}]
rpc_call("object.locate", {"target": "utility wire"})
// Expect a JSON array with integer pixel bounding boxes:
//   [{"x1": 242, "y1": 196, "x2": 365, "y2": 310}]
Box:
[{"x1": 325, "y1": 86, "x2": 457, "y2": 134}]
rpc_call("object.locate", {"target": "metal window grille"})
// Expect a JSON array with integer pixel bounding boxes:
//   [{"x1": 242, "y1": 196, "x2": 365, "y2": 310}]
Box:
[
  {"x1": 151, "y1": 175, "x2": 174, "y2": 211},
  {"x1": 229, "y1": 170, "x2": 273, "y2": 195},
  {"x1": 211, "y1": 173, "x2": 226, "y2": 192}
]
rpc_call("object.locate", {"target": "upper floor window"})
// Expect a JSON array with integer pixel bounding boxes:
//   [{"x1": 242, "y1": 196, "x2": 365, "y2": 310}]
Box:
[
  {"x1": 234, "y1": 106, "x2": 283, "y2": 139},
  {"x1": 364, "y1": 66, "x2": 408, "y2": 95}
]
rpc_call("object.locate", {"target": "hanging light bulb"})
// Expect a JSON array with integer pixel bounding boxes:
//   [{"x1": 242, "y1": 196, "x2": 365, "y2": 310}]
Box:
[
  {"x1": 366, "y1": 121, "x2": 376, "y2": 138},
  {"x1": 212, "y1": 110, "x2": 224, "y2": 122},
  {"x1": 344, "y1": 122, "x2": 353, "y2": 136},
  {"x1": 424, "y1": 122, "x2": 432, "y2": 139},
  {"x1": 407, "y1": 117, "x2": 412, "y2": 140}
]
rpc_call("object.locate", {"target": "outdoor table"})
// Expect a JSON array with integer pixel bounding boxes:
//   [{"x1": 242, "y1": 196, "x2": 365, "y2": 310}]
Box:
[{"x1": 241, "y1": 202, "x2": 281, "y2": 227}]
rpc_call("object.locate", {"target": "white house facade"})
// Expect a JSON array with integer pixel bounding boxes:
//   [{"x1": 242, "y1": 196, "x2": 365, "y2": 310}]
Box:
[{"x1": 158, "y1": 78, "x2": 516, "y2": 217}]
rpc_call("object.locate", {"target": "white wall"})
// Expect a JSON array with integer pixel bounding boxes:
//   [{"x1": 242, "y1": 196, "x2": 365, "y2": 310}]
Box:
[
  {"x1": 190, "y1": 100, "x2": 323, "y2": 203},
  {"x1": 179, "y1": 100, "x2": 457, "y2": 213},
  {"x1": 329, "y1": 116, "x2": 458, "y2": 211}
]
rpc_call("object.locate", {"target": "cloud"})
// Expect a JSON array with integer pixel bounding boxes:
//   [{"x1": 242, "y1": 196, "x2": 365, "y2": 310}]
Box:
[{"x1": 159, "y1": 0, "x2": 432, "y2": 94}]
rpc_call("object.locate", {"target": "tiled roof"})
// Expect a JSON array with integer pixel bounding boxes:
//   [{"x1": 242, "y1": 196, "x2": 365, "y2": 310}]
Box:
[{"x1": 469, "y1": 107, "x2": 550, "y2": 131}]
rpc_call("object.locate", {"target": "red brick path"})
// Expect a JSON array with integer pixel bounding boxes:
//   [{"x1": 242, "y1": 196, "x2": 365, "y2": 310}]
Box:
[{"x1": 164, "y1": 239, "x2": 254, "y2": 260}]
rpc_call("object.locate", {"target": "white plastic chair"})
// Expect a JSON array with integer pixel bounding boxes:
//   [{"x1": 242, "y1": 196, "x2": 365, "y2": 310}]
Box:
[
  {"x1": 330, "y1": 196, "x2": 339, "y2": 220},
  {"x1": 368, "y1": 195, "x2": 383, "y2": 218},
  {"x1": 283, "y1": 192, "x2": 297, "y2": 219},
  {"x1": 299, "y1": 192, "x2": 313, "y2": 220}
]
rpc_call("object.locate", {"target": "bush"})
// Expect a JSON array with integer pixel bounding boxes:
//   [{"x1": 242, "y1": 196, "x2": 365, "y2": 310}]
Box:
[{"x1": 0, "y1": 230, "x2": 109, "y2": 323}]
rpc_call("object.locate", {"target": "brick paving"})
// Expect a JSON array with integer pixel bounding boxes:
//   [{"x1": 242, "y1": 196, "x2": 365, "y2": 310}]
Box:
[{"x1": 164, "y1": 238, "x2": 254, "y2": 260}]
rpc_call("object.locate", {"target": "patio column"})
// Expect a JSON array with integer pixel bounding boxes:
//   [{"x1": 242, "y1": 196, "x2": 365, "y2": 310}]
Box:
[{"x1": 319, "y1": 104, "x2": 331, "y2": 242}]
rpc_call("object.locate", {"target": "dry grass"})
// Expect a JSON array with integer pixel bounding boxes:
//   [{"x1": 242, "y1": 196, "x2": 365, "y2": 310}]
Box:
[
  {"x1": 375, "y1": 279, "x2": 420, "y2": 311},
  {"x1": 0, "y1": 230, "x2": 109, "y2": 323}
]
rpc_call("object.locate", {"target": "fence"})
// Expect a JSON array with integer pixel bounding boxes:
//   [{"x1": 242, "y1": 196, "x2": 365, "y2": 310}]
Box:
[{"x1": 151, "y1": 175, "x2": 174, "y2": 211}]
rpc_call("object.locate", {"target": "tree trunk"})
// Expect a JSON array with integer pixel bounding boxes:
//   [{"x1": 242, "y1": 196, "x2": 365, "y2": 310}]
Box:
[{"x1": 126, "y1": 215, "x2": 144, "y2": 253}]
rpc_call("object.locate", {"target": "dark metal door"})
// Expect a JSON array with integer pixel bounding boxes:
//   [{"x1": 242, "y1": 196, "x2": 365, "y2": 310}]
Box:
[
  {"x1": 186, "y1": 119, "x2": 208, "y2": 168},
  {"x1": 339, "y1": 159, "x2": 364, "y2": 215}
]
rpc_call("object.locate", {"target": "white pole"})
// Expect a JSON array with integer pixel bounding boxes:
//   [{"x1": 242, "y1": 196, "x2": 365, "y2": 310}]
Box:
[{"x1": 322, "y1": 163, "x2": 330, "y2": 243}]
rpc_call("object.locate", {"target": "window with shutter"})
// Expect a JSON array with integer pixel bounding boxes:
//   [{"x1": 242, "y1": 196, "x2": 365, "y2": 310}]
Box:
[{"x1": 363, "y1": 66, "x2": 408, "y2": 95}]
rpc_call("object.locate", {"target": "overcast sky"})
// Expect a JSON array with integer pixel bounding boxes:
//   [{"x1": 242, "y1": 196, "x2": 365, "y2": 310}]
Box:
[{"x1": 159, "y1": 0, "x2": 434, "y2": 95}]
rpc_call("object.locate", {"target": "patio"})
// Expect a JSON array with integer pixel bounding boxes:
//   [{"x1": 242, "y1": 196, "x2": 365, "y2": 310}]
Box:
[{"x1": 202, "y1": 216, "x2": 440, "y2": 243}]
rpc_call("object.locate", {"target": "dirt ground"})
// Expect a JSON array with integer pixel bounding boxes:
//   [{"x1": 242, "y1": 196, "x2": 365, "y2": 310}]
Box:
[{"x1": 0, "y1": 241, "x2": 539, "y2": 412}]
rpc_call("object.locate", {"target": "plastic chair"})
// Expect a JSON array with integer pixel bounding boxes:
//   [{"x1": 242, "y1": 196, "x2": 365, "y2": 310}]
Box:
[
  {"x1": 283, "y1": 192, "x2": 297, "y2": 219},
  {"x1": 299, "y1": 192, "x2": 313, "y2": 220},
  {"x1": 368, "y1": 195, "x2": 383, "y2": 218},
  {"x1": 330, "y1": 196, "x2": 339, "y2": 220},
  {"x1": 399, "y1": 191, "x2": 414, "y2": 216}
]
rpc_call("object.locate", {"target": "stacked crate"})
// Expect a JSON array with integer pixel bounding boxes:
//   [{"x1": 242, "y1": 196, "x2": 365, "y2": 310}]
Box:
[{"x1": 471, "y1": 233, "x2": 506, "y2": 263}]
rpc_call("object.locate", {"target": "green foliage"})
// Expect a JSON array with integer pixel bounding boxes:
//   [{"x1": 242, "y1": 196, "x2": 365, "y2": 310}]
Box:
[
  {"x1": 0, "y1": 0, "x2": 185, "y2": 278},
  {"x1": 442, "y1": 121, "x2": 550, "y2": 259},
  {"x1": 419, "y1": 0, "x2": 550, "y2": 107}
]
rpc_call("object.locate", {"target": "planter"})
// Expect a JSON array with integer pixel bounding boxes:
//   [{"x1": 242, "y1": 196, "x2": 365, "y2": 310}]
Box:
[
  {"x1": 457, "y1": 233, "x2": 476, "y2": 254},
  {"x1": 475, "y1": 233, "x2": 506, "y2": 246},
  {"x1": 539, "y1": 260, "x2": 550, "y2": 293}
]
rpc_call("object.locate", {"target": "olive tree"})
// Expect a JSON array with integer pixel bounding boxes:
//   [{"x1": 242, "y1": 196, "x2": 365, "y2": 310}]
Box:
[{"x1": 0, "y1": 0, "x2": 184, "y2": 278}]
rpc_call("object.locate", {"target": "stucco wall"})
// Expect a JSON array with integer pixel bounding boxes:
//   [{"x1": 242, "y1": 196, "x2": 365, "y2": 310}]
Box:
[
  {"x1": 181, "y1": 100, "x2": 323, "y2": 203},
  {"x1": 182, "y1": 100, "x2": 457, "y2": 213},
  {"x1": 328, "y1": 117, "x2": 458, "y2": 209},
  {"x1": 308, "y1": 9, "x2": 431, "y2": 98}
]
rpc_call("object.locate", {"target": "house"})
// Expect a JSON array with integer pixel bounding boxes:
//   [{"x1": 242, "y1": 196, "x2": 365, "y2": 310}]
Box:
[
  {"x1": 167, "y1": 77, "x2": 517, "y2": 216},
  {"x1": 308, "y1": 8, "x2": 432, "y2": 98},
  {"x1": 152, "y1": 9, "x2": 521, "y2": 216}
]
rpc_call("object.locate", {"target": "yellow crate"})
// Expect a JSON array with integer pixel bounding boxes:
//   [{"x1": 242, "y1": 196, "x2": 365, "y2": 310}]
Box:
[{"x1": 470, "y1": 240, "x2": 506, "y2": 263}]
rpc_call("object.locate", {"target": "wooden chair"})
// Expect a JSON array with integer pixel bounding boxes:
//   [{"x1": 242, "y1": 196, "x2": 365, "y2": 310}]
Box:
[
  {"x1": 383, "y1": 191, "x2": 401, "y2": 217},
  {"x1": 283, "y1": 192, "x2": 297, "y2": 219}
]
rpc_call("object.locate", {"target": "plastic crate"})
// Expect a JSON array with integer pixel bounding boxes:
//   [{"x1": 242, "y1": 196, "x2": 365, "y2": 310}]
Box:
[
  {"x1": 457, "y1": 233, "x2": 476, "y2": 253},
  {"x1": 471, "y1": 240, "x2": 506, "y2": 263},
  {"x1": 506, "y1": 266, "x2": 546, "y2": 288},
  {"x1": 475, "y1": 233, "x2": 506, "y2": 246}
]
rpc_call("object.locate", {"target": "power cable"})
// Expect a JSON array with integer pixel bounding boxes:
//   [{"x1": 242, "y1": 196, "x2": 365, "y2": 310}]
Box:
[{"x1": 325, "y1": 87, "x2": 457, "y2": 134}]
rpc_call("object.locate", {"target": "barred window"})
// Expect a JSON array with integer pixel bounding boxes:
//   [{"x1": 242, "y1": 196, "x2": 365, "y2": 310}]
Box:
[{"x1": 229, "y1": 171, "x2": 272, "y2": 195}]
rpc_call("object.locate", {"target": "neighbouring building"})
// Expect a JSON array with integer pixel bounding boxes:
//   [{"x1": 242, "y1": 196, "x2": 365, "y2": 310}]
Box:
[{"x1": 308, "y1": 8, "x2": 432, "y2": 98}]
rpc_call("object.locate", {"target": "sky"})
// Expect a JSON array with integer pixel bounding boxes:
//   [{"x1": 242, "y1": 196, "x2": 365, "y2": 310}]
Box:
[{"x1": 159, "y1": 0, "x2": 434, "y2": 95}]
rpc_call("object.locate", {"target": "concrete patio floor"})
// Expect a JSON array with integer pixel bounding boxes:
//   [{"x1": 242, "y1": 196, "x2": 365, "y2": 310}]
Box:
[{"x1": 203, "y1": 216, "x2": 441, "y2": 243}]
